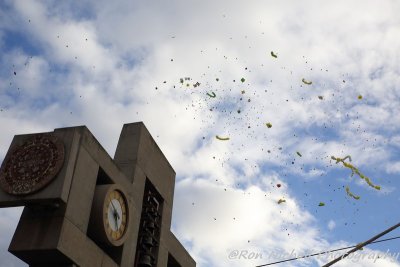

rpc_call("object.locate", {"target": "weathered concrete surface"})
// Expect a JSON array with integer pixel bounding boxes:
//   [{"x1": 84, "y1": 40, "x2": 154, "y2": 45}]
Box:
[{"x1": 2, "y1": 123, "x2": 195, "y2": 267}]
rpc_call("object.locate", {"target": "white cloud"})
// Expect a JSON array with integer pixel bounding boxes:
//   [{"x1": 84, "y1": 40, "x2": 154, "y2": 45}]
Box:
[
  {"x1": 328, "y1": 220, "x2": 336, "y2": 231},
  {"x1": 1, "y1": 1, "x2": 400, "y2": 267}
]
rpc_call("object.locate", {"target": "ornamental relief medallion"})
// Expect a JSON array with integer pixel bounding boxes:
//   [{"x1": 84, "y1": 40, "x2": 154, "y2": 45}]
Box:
[{"x1": 0, "y1": 134, "x2": 65, "y2": 195}]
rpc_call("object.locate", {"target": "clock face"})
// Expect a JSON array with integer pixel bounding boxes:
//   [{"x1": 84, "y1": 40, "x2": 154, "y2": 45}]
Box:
[{"x1": 104, "y1": 189, "x2": 128, "y2": 242}]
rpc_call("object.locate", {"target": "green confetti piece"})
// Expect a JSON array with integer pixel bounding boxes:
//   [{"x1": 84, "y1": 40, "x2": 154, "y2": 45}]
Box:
[
  {"x1": 302, "y1": 78, "x2": 312, "y2": 85},
  {"x1": 207, "y1": 92, "x2": 216, "y2": 98}
]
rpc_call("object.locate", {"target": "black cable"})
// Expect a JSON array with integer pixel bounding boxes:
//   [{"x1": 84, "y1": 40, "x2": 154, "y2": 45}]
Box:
[
  {"x1": 255, "y1": 235, "x2": 400, "y2": 267},
  {"x1": 322, "y1": 221, "x2": 400, "y2": 266}
]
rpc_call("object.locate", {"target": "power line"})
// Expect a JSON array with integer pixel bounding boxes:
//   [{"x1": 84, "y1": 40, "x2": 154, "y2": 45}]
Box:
[
  {"x1": 322, "y1": 221, "x2": 400, "y2": 266},
  {"x1": 256, "y1": 233, "x2": 400, "y2": 267}
]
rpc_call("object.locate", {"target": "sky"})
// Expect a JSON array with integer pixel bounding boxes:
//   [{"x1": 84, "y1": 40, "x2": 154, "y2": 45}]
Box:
[{"x1": 0, "y1": 0, "x2": 400, "y2": 266}]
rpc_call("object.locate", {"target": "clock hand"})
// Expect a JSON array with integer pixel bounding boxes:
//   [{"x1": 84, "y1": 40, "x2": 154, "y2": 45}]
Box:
[
  {"x1": 110, "y1": 201, "x2": 120, "y2": 220},
  {"x1": 114, "y1": 212, "x2": 119, "y2": 230}
]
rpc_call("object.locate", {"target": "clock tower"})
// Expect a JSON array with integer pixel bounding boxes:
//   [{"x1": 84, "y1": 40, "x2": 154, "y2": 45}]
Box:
[{"x1": 0, "y1": 122, "x2": 195, "y2": 267}]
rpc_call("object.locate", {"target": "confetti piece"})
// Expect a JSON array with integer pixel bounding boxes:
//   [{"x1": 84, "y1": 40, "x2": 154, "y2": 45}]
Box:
[
  {"x1": 358, "y1": 95, "x2": 363, "y2": 100},
  {"x1": 270, "y1": 51, "x2": 277, "y2": 58},
  {"x1": 207, "y1": 92, "x2": 216, "y2": 98},
  {"x1": 266, "y1": 122, "x2": 272, "y2": 128},
  {"x1": 241, "y1": 78, "x2": 245, "y2": 83},
  {"x1": 193, "y1": 82, "x2": 200, "y2": 88},
  {"x1": 277, "y1": 183, "x2": 281, "y2": 188},
  {"x1": 241, "y1": 90, "x2": 245, "y2": 94},
  {"x1": 318, "y1": 96, "x2": 324, "y2": 100},
  {"x1": 345, "y1": 186, "x2": 360, "y2": 200},
  {"x1": 302, "y1": 78, "x2": 312, "y2": 85},
  {"x1": 277, "y1": 199, "x2": 286, "y2": 204},
  {"x1": 332, "y1": 156, "x2": 380, "y2": 191},
  {"x1": 296, "y1": 151, "x2": 302, "y2": 157},
  {"x1": 318, "y1": 202, "x2": 325, "y2": 206},
  {"x1": 216, "y1": 135, "x2": 230, "y2": 141}
]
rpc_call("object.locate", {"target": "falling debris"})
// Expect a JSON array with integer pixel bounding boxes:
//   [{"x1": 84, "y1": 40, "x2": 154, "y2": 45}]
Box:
[
  {"x1": 318, "y1": 96, "x2": 324, "y2": 100},
  {"x1": 345, "y1": 186, "x2": 360, "y2": 200},
  {"x1": 241, "y1": 90, "x2": 245, "y2": 94},
  {"x1": 193, "y1": 82, "x2": 201, "y2": 88},
  {"x1": 277, "y1": 183, "x2": 281, "y2": 188},
  {"x1": 277, "y1": 199, "x2": 286, "y2": 204},
  {"x1": 241, "y1": 78, "x2": 245, "y2": 83},
  {"x1": 270, "y1": 51, "x2": 278, "y2": 58},
  {"x1": 216, "y1": 135, "x2": 230, "y2": 141},
  {"x1": 342, "y1": 155, "x2": 352, "y2": 162},
  {"x1": 318, "y1": 202, "x2": 325, "y2": 207},
  {"x1": 358, "y1": 95, "x2": 363, "y2": 100},
  {"x1": 207, "y1": 92, "x2": 216, "y2": 98},
  {"x1": 266, "y1": 122, "x2": 272, "y2": 128},
  {"x1": 331, "y1": 156, "x2": 380, "y2": 190},
  {"x1": 296, "y1": 151, "x2": 302, "y2": 157},
  {"x1": 13, "y1": 71, "x2": 16, "y2": 75},
  {"x1": 302, "y1": 78, "x2": 312, "y2": 85}
]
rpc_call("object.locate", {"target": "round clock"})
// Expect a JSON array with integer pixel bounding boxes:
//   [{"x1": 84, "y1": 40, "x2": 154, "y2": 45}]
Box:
[
  {"x1": 0, "y1": 134, "x2": 65, "y2": 195},
  {"x1": 89, "y1": 184, "x2": 129, "y2": 247}
]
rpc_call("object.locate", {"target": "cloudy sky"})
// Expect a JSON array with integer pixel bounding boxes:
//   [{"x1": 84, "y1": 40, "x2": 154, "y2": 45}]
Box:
[{"x1": 1, "y1": 1, "x2": 400, "y2": 266}]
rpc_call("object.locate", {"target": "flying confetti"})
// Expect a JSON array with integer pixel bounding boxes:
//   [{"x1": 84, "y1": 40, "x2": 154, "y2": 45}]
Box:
[
  {"x1": 266, "y1": 122, "x2": 272, "y2": 128},
  {"x1": 318, "y1": 202, "x2": 325, "y2": 206},
  {"x1": 270, "y1": 51, "x2": 277, "y2": 58},
  {"x1": 318, "y1": 96, "x2": 324, "y2": 100},
  {"x1": 331, "y1": 156, "x2": 381, "y2": 190},
  {"x1": 358, "y1": 95, "x2": 363, "y2": 100},
  {"x1": 215, "y1": 135, "x2": 230, "y2": 141},
  {"x1": 345, "y1": 186, "x2": 360, "y2": 200},
  {"x1": 277, "y1": 199, "x2": 286, "y2": 204},
  {"x1": 302, "y1": 78, "x2": 312, "y2": 85},
  {"x1": 207, "y1": 92, "x2": 216, "y2": 98},
  {"x1": 296, "y1": 151, "x2": 302, "y2": 157},
  {"x1": 241, "y1": 78, "x2": 245, "y2": 83}
]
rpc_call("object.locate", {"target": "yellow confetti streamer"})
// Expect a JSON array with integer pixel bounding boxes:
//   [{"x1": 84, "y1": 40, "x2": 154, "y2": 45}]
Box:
[
  {"x1": 332, "y1": 155, "x2": 381, "y2": 191},
  {"x1": 346, "y1": 186, "x2": 361, "y2": 200},
  {"x1": 216, "y1": 135, "x2": 230, "y2": 141},
  {"x1": 302, "y1": 78, "x2": 312, "y2": 85}
]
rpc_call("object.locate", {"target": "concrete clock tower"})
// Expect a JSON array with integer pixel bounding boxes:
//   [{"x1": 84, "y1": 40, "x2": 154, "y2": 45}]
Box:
[{"x1": 0, "y1": 122, "x2": 195, "y2": 267}]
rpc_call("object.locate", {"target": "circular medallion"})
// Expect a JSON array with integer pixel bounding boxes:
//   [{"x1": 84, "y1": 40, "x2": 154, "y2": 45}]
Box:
[{"x1": 0, "y1": 134, "x2": 65, "y2": 195}]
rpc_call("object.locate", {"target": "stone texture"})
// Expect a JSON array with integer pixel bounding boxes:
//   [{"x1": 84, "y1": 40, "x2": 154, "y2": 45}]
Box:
[{"x1": 1, "y1": 123, "x2": 195, "y2": 267}]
